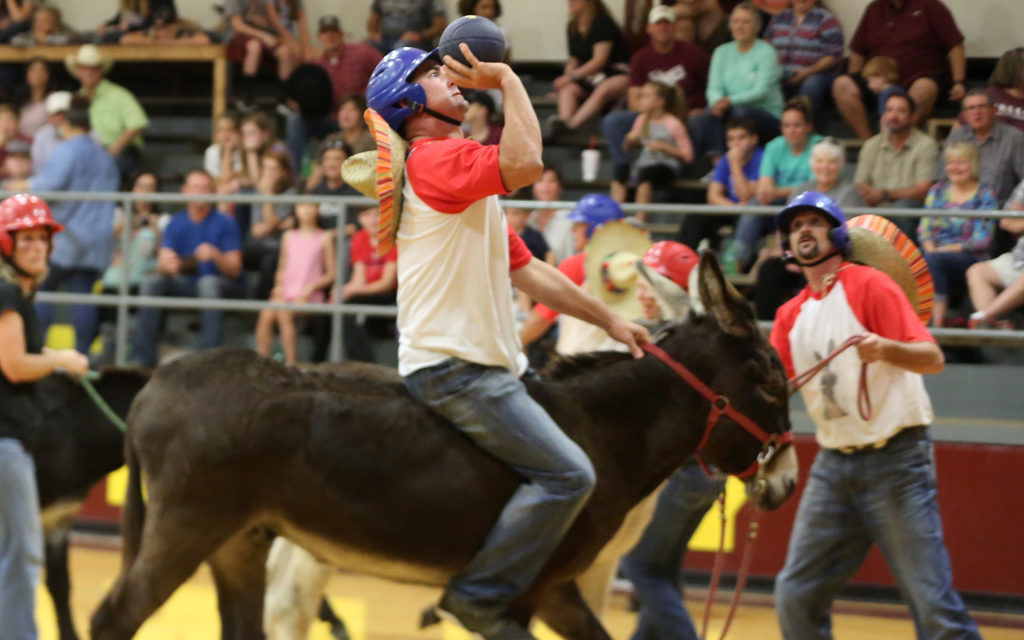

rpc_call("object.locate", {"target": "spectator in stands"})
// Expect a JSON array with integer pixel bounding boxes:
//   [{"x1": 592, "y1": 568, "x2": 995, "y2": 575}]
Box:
[
  {"x1": 939, "y1": 88, "x2": 1024, "y2": 205},
  {"x1": 671, "y1": 0, "x2": 730, "y2": 54},
  {"x1": 688, "y1": 2, "x2": 783, "y2": 163},
  {"x1": 763, "y1": 0, "x2": 843, "y2": 120},
  {"x1": 507, "y1": 206, "x2": 553, "y2": 264},
  {"x1": 338, "y1": 94, "x2": 376, "y2": 154},
  {"x1": 0, "y1": 104, "x2": 29, "y2": 179},
  {"x1": 853, "y1": 92, "x2": 938, "y2": 239},
  {"x1": 602, "y1": 4, "x2": 710, "y2": 191},
  {"x1": 966, "y1": 181, "x2": 1024, "y2": 329},
  {"x1": 983, "y1": 47, "x2": 1024, "y2": 132},
  {"x1": 306, "y1": 135, "x2": 360, "y2": 235},
  {"x1": 0, "y1": 0, "x2": 34, "y2": 43},
  {"x1": 919, "y1": 143, "x2": 997, "y2": 326},
  {"x1": 226, "y1": 0, "x2": 311, "y2": 110},
  {"x1": 612, "y1": 81, "x2": 694, "y2": 217},
  {"x1": 337, "y1": 205, "x2": 398, "y2": 362},
  {"x1": 9, "y1": 5, "x2": 78, "y2": 46},
  {"x1": 528, "y1": 167, "x2": 575, "y2": 265},
  {"x1": 282, "y1": 15, "x2": 381, "y2": 172},
  {"x1": 246, "y1": 148, "x2": 296, "y2": 300},
  {"x1": 255, "y1": 201, "x2": 334, "y2": 365},
  {"x1": 239, "y1": 110, "x2": 293, "y2": 191},
  {"x1": 367, "y1": 0, "x2": 447, "y2": 54},
  {"x1": 458, "y1": 0, "x2": 510, "y2": 59},
  {"x1": 679, "y1": 117, "x2": 762, "y2": 253},
  {"x1": 756, "y1": 96, "x2": 821, "y2": 205},
  {"x1": 29, "y1": 91, "x2": 70, "y2": 172},
  {"x1": 119, "y1": 6, "x2": 211, "y2": 45},
  {"x1": 4, "y1": 96, "x2": 119, "y2": 356},
  {"x1": 14, "y1": 58, "x2": 56, "y2": 140},
  {"x1": 2, "y1": 140, "x2": 31, "y2": 181},
  {"x1": 832, "y1": 0, "x2": 965, "y2": 140},
  {"x1": 548, "y1": 0, "x2": 630, "y2": 137},
  {"x1": 464, "y1": 91, "x2": 503, "y2": 145},
  {"x1": 65, "y1": 45, "x2": 149, "y2": 176},
  {"x1": 860, "y1": 55, "x2": 903, "y2": 120},
  {"x1": 204, "y1": 111, "x2": 243, "y2": 192},
  {"x1": 790, "y1": 137, "x2": 864, "y2": 208},
  {"x1": 95, "y1": 0, "x2": 176, "y2": 43},
  {"x1": 131, "y1": 170, "x2": 244, "y2": 367}
]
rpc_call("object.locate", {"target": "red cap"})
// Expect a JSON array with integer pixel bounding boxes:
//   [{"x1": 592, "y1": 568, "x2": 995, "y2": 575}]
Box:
[
  {"x1": 642, "y1": 241, "x2": 698, "y2": 290},
  {"x1": 0, "y1": 194, "x2": 62, "y2": 258}
]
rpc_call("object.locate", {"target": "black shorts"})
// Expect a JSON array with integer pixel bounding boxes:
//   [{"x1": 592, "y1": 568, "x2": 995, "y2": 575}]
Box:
[
  {"x1": 635, "y1": 164, "x2": 679, "y2": 187},
  {"x1": 848, "y1": 72, "x2": 950, "y2": 112}
]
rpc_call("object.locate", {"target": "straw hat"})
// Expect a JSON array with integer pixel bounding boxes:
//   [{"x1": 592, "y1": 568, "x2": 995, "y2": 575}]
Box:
[
  {"x1": 846, "y1": 214, "x2": 934, "y2": 325},
  {"x1": 341, "y1": 109, "x2": 408, "y2": 256},
  {"x1": 65, "y1": 44, "x2": 114, "y2": 78},
  {"x1": 584, "y1": 220, "x2": 652, "y2": 320}
]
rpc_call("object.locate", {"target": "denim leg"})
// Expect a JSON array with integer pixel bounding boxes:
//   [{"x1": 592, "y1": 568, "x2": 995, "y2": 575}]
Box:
[
  {"x1": 130, "y1": 274, "x2": 193, "y2": 366},
  {"x1": 775, "y1": 450, "x2": 873, "y2": 640},
  {"x1": 856, "y1": 439, "x2": 980, "y2": 640},
  {"x1": 33, "y1": 263, "x2": 66, "y2": 337},
  {"x1": 196, "y1": 274, "x2": 229, "y2": 350},
  {"x1": 729, "y1": 106, "x2": 781, "y2": 145},
  {"x1": 797, "y1": 73, "x2": 836, "y2": 122},
  {"x1": 732, "y1": 215, "x2": 775, "y2": 269},
  {"x1": 0, "y1": 438, "x2": 44, "y2": 640},
  {"x1": 688, "y1": 110, "x2": 724, "y2": 159},
  {"x1": 404, "y1": 359, "x2": 596, "y2": 606},
  {"x1": 923, "y1": 252, "x2": 980, "y2": 300},
  {"x1": 284, "y1": 110, "x2": 309, "y2": 172},
  {"x1": 622, "y1": 465, "x2": 724, "y2": 640},
  {"x1": 602, "y1": 110, "x2": 639, "y2": 173},
  {"x1": 65, "y1": 267, "x2": 101, "y2": 354}
]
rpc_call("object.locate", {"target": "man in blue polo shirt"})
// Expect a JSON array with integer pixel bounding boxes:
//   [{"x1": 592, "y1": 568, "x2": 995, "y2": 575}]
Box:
[{"x1": 130, "y1": 169, "x2": 244, "y2": 366}]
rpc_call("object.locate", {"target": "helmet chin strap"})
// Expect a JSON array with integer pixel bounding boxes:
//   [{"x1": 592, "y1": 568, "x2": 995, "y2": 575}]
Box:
[{"x1": 408, "y1": 101, "x2": 464, "y2": 127}]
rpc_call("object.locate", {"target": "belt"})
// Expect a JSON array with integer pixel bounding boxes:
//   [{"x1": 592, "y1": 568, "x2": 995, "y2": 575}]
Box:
[{"x1": 833, "y1": 425, "x2": 927, "y2": 455}]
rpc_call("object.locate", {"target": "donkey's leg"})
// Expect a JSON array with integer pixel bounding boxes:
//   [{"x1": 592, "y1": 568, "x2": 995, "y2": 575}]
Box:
[
  {"x1": 263, "y1": 537, "x2": 333, "y2": 640},
  {"x1": 208, "y1": 526, "x2": 275, "y2": 640},
  {"x1": 533, "y1": 581, "x2": 613, "y2": 640},
  {"x1": 90, "y1": 502, "x2": 242, "y2": 640}
]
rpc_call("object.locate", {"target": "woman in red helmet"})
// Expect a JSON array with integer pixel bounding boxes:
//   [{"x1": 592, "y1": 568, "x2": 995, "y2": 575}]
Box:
[{"x1": 0, "y1": 193, "x2": 88, "y2": 639}]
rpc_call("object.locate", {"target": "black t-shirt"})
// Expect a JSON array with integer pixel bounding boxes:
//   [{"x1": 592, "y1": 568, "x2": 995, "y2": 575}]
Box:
[
  {"x1": 311, "y1": 180, "x2": 361, "y2": 230},
  {"x1": 568, "y1": 13, "x2": 630, "y2": 76},
  {"x1": 520, "y1": 226, "x2": 550, "y2": 261},
  {"x1": 0, "y1": 279, "x2": 44, "y2": 450}
]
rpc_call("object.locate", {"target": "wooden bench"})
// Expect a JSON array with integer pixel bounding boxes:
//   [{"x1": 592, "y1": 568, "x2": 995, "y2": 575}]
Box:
[{"x1": 0, "y1": 44, "x2": 227, "y2": 125}]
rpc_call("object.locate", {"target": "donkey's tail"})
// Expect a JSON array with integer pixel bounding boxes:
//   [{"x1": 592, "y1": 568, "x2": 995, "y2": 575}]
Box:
[{"x1": 120, "y1": 428, "x2": 146, "y2": 570}]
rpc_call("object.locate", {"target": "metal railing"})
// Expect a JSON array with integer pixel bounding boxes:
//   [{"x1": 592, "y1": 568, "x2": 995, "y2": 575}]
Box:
[{"x1": 6, "y1": 189, "x2": 1024, "y2": 365}]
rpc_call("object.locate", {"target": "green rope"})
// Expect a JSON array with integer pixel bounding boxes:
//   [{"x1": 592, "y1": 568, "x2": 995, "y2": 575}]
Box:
[{"x1": 79, "y1": 371, "x2": 129, "y2": 433}]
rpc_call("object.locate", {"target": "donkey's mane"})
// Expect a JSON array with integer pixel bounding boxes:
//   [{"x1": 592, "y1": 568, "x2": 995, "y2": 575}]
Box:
[{"x1": 541, "y1": 350, "x2": 634, "y2": 380}]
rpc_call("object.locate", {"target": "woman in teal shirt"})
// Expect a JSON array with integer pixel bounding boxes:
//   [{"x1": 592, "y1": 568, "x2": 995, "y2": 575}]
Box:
[{"x1": 688, "y1": 1, "x2": 783, "y2": 161}]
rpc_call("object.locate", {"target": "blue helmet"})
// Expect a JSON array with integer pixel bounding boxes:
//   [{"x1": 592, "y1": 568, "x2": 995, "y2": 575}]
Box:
[
  {"x1": 567, "y1": 194, "x2": 625, "y2": 239},
  {"x1": 366, "y1": 47, "x2": 441, "y2": 132},
  {"x1": 776, "y1": 191, "x2": 850, "y2": 254}
]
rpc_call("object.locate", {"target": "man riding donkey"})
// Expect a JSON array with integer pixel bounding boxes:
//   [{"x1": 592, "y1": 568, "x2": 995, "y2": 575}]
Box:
[
  {"x1": 770, "y1": 191, "x2": 981, "y2": 639},
  {"x1": 343, "y1": 43, "x2": 650, "y2": 638}
]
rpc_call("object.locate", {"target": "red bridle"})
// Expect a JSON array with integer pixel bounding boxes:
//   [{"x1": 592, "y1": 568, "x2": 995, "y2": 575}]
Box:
[{"x1": 641, "y1": 342, "x2": 793, "y2": 479}]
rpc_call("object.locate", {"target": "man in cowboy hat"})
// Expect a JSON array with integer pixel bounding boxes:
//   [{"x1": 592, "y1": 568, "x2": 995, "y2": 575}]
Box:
[
  {"x1": 65, "y1": 44, "x2": 148, "y2": 175},
  {"x1": 769, "y1": 192, "x2": 979, "y2": 640},
  {"x1": 358, "y1": 45, "x2": 649, "y2": 639}
]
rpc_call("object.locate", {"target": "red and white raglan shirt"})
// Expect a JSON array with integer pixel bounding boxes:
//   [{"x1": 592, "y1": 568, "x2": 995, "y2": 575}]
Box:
[
  {"x1": 532, "y1": 253, "x2": 621, "y2": 355},
  {"x1": 770, "y1": 263, "x2": 935, "y2": 449},
  {"x1": 397, "y1": 137, "x2": 533, "y2": 377}
]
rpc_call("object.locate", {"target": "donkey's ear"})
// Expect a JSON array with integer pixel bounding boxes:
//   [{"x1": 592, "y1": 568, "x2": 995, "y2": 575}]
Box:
[
  {"x1": 636, "y1": 261, "x2": 693, "y2": 323},
  {"x1": 698, "y1": 252, "x2": 755, "y2": 338}
]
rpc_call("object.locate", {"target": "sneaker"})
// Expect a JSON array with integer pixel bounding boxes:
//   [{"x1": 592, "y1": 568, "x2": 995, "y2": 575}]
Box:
[{"x1": 437, "y1": 591, "x2": 536, "y2": 640}]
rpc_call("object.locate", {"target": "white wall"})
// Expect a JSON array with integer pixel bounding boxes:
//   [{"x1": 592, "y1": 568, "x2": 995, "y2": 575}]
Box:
[{"x1": 55, "y1": 0, "x2": 1023, "y2": 61}]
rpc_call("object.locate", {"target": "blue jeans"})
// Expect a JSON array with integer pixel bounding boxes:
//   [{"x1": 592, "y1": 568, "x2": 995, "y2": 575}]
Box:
[
  {"x1": 130, "y1": 273, "x2": 246, "y2": 367},
  {"x1": 0, "y1": 438, "x2": 44, "y2": 640},
  {"x1": 284, "y1": 109, "x2": 339, "y2": 174},
  {"x1": 783, "y1": 72, "x2": 836, "y2": 124},
  {"x1": 923, "y1": 251, "x2": 981, "y2": 300},
  {"x1": 689, "y1": 106, "x2": 781, "y2": 159},
  {"x1": 733, "y1": 213, "x2": 778, "y2": 269},
  {"x1": 602, "y1": 109, "x2": 639, "y2": 176},
  {"x1": 404, "y1": 359, "x2": 596, "y2": 608},
  {"x1": 774, "y1": 431, "x2": 980, "y2": 640},
  {"x1": 622, "y1": 463, "x2": 724, "y2": 640},
  {"x1": 35, "y1": 265, "x2": 101, "y2": 354}
]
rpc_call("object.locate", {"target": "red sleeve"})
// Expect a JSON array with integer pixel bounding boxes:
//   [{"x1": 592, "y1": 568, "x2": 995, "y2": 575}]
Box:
[
  {"x1": 925, "y1": 0, "x2": 964, "y2": 49},
  {"x1": 406, "y1": 138, "x2": 509, "y2": 213},
  {"x1": 532, "y1": 253, "x2": 586, "y2": 322},
  {"x1": 382, "y1": 243, "x2": 398, "y2": 263},
  {"x1": 508, "y1": 223, "x2": 531, "y2": 271},
  {"x1": 770, "y1": 294, "x2": 805, "y2": 379},
  {"x1": 349, "y1": 230, "x2": 370, "y2": 265},
  {"x1": 845, "y1": 267, "x2": 935, "y2": 344}
]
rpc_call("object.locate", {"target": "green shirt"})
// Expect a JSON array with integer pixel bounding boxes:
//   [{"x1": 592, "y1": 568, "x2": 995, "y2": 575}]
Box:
[
  {"x1": 83, "y1": 79, "x2": 149, "y2": 148},
  {"x1": 760, "y1": 133, "x2": 823, "y2": 187},
  {"x1": 706, "y1": 39, "x2": 784, "y2": 117},
  {"x1": 854, "y1": 128, "x2": 938, "y2": 195}
]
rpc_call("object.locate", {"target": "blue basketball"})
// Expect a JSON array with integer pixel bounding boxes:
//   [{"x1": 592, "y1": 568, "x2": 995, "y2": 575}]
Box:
[{"x1": 438, "y1": 15, "x2": 506, "y2": 66}]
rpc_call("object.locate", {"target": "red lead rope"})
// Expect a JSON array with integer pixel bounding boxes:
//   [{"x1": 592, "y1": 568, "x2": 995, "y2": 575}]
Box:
[{"x1": 787, "y1": 334, "x2": 872, "y2": 421}]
